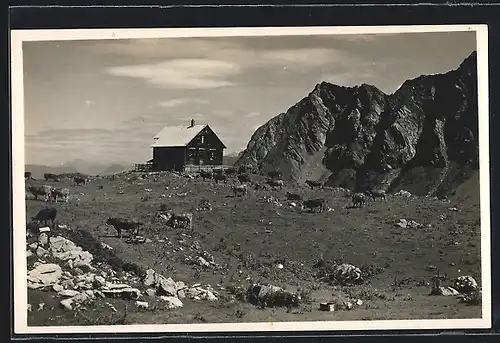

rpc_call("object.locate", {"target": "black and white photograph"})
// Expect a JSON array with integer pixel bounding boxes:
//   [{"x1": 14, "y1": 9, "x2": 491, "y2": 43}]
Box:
[{"x1": 11, "y1": 25, "x2": 490, "y2": 333}]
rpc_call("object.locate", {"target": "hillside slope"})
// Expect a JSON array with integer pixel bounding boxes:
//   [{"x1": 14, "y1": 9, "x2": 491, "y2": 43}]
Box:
[{"x1": 236, "y1": 52, "x2": 479, "y2": 196}]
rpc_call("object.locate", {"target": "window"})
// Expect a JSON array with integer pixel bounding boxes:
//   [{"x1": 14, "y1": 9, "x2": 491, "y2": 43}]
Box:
[{"x1": 201, "y1": 135, "x2": 205, "y2": 144}]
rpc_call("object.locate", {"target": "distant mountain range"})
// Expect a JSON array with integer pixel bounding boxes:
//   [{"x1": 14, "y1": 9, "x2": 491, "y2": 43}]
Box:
[
  {"x1": 25, "y1": 159, "x2": 134, "y2": 178},
  {"x1": 26, "y1": 153, "x2": 244, "y2": 178}
]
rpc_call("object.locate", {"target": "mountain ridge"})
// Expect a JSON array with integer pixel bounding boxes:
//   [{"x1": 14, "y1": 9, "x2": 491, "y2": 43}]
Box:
[{"x1": 235, "y1": 51, "x2": 478, "y2": 197}]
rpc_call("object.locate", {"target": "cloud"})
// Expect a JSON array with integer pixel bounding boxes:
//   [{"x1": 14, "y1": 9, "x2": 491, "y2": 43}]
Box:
[
  {"x1": 157, "y1": 98, "x2": 209, "y2": 108},
  {"x1": 106, "y1": 59, "x2": 240, "y2": 89},
  {"x1": 246, "y1": 111, "x2": 261, "y2": 118},
  {"x1": 85, "y1": 99, "x2": 95, "y2": 106}
]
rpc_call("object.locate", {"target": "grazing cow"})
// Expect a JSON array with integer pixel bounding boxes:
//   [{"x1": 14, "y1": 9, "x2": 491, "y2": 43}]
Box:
[
  {"x1": 50, "y1": 188, "x2": 70, "y2": 203},
  {"x1": 302, "y1": 198, "x2": 326, "y2": 213},
  {"x1": 224, "y1": 167, "x2": 238, "y2": 176},
  {"x1": 105, "y1": 217, "x2": 142, "y2": 239},
  {"x1": 24, "y1": 172, "x2": 32, "y2": 180},
  {"x1": 237, "y1": 174, "x2": 251, "y2": 184},
  {"x1": 166, "y1": 213, "x2": 192, "y2": 229},
  {"x1": 232, "y1": 185, "x2": 247, "y2": 197},
  {"x1": 305, "y1": 180, "x2": 323, "y2": 190},
  {"x1": 238, "y1": 164, "x2": 254, "y2": 174},
  {"x1": 213, "y1": 173, "x2": 228, "y2": 184},
  {"x1": 286, "y1": 192, "x2": 302, "y2": 201},
  {"x1": 352, "y1": 193, "x2": 366, "y2": 208},
  {"x1": 32, "y1": 207, "x2": 57, "y2": 227},
  {"x1": 27, "y1": 185, "x2": 53, "y2": 201},
  {"x1": 74, "y1": 176, "x2": 87, "y2": 185},
  {"x1": 366, "y1": 189, "x2": 387, "y2": 201},
  {"x1": 267, "y1": 171, "x2": 282, "y2": 179},
  {"x1": 266, "y1": 179, "x2": 284, "y2": 191},
  {"x1": 199, "y1": 171, "x2": 213, "y2": 181},
  {"x1": 44, "y1": 173, "x2": 59, "y2": 181}
]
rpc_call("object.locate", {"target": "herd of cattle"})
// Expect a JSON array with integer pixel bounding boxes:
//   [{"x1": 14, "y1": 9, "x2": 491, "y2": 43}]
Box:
[{"x1": 24, "y1": 165, "x2": 388, "y2": 239}]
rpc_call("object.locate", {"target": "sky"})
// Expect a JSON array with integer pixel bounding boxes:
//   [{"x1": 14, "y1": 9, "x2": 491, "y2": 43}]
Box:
[{"x1": 22, "y1": 31, "x2": 476, "y2": 166}]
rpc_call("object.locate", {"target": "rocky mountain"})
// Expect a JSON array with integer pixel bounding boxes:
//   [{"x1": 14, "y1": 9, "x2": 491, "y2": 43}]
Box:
[{"x1": 235, "y1": 51, "x2": 479, "y2": 196}]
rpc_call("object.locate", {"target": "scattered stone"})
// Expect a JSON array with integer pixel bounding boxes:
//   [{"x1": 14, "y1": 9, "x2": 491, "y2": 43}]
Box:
[
  {"x1": 52, "y1": 283, "x2": 64, "y2": 293},
  {"x1": 29, "y1": 242, "x2": 38, "y2": 250},
  {"x1": 454, "y1": 276, "x2": 478, "y2": 294},
  {"x1": 448, "y1": 207, "x2": 459, "y2": 212},
  {"x1": 58, "y1": 290, "x2": 80, "y2": 298},
  {"x1": 395, "y1": 190, "x2": 412, "y2": 197},
  {"x1": 60, "y1": 298, "x2": 73, "y2": 311},
  {"x1": 37, "y1": 303, "x2": 45, "y2": 311},
  {"x1": 159, "y1": 296, "x2": 184, "y2": 309},
  {"x1": 334, "y1": 264, "x2": 363, "y2": 285},
  {"x1": 38, "y1": 233, "x2": 49, "y2": 246},
  {"x1": 432, "y1": 286, "x2": 460, "y2": 296},
  {"x1": 101, "y1": 285, "x2": 141, "y2": 300},
  {"x1": 27, "y1": 304, "x2": 32, "y2": 312},
  {"x1": 247, "y1": 284, "x2": 299, "y2": 308},
  {"x1": 39, "y1": 227, "x2": 50, "y2": 233},
  {"x1": 136, "y1": 301, "x2": 149, "y2": 309},
  {"x1": 27, "y1": 263, "x2": 63, "y2": 289},
  {"x1": 26, "y1": 250, "x2": 33, "y2": 257},
  {"x1": 145, "y1": 288, "x2": 156, "y2": 297},
  {"x1": 36, "y1": 246, "x2": 48, "y2": 257}
]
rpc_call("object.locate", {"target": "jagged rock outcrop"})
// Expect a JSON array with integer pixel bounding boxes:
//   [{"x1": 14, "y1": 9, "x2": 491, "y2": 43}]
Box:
[{"x1": 235, "y1": 51, "x2": 478, "y2": 196}]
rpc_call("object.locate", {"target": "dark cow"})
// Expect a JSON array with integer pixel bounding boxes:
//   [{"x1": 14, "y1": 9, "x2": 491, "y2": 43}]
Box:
[
  {"x1": 366, "y1": 189, "x2": 387, "y2": 201},
  {"x1": 27, "y1": 185, "x2": 52, "y2": 201},
  {"x1": 305, "y1": 180, "x2": 323, "y2": 190},
  {"x1": 199, "y1": 171, "x2": 213, "y2": 181},
  {"x1": 286, "y1": 192, "x2": 302, "y2": 201},
  {"x1": 105, "y1": 217, "x2": 142, "y2": 239},
  {"x1": 237, "y1": 164, "x2": 254, "y2": 174},
  {"x1": 213, "y1": 173, "x2": 228, "y2": 184},
  {"x1": 224, "y1": 167, "x2": 238, "y2": 176},
  {"x1": 267, "y1": 171, "x2": 282, "y2": 179},
  {"x1": 24, "y1": 172, "x2": 32, "y2": 180},
  {"x1": 32, "y1": 207, "x2": 57, "y2": 227},
  {"x1": 352, "y1": 193, "x2": 366, "y2": 208},
  {"x1": 237, "y1": 174, "x2": 251, "y2": 184},
  {"x1": 232, "y1": 185, "x2": 248, "y2": 197},
  {"x1": 44, "y1": 173, "x2": 59, "y2": 181},
  {"x1": 74, "y1": 176, "x2": 87, "y2": 185},
  {"x1": 302, "y1": 198, "x2": 326, "y2": 213},
  {"x1": 266, "y1": 179, "x2": 284, "y2": 191}
]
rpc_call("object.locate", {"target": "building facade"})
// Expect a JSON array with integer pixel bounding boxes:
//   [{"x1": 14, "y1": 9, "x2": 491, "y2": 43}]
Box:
[{"x1": 150, "y1": 120, "x2": 226, "y2": 172}]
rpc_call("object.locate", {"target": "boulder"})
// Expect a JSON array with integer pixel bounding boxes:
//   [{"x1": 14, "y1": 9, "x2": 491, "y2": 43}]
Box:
[
  {"x1": 27, "y1": 263, "x2": 62, "y2": 289},
  {"x1": 454, "y1": 276, "x2": 478, "y2": 294},
  {"x1": 159, "y1": 296, "x2": 183, "y2": 309},
  {"x1": 38, "y1": 233, "x2": 49, "y2": 246},
  {"x1": 334, "y1": 264, "x2": 363, "y2": 285}
]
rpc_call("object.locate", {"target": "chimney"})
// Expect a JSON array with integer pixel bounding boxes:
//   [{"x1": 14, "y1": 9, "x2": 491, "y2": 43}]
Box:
[{"x1": 189, "y1": 119, "x2": 195, "y2": 128}]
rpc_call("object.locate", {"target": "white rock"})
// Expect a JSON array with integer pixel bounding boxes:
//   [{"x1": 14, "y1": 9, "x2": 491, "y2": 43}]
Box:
[
  {"x1": 159, "y1": 296, "x2": 183, "y2": 309},
  {"x1": 136, "y1": 301, "x2": 149, "y2": 309},
  {"x1": 60, "y1": 298, "x2": 73, "y2": 311},
  {"x1": 39, "y1": 227, "x2": 50, "y2": 233},
  {"x1": 58, "y1": 290, "x2": 80, "y2": 297},
  {"x1": 53, "y1": 283, "x2": 64, "y2": 293},
  {"x1": 27, "y1": 263, "x2": 62, "y2": 289},
  {"x1": 38, "y1": 233, "x2": 49, "y2": 246}
]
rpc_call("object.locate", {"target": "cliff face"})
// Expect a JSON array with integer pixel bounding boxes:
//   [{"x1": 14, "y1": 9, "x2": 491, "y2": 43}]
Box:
[{"x1": 235, "y1": 52, "x2": 479, "y2": 196}]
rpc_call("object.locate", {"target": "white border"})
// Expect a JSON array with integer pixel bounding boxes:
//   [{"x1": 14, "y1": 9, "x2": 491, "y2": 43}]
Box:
[{"x1": 11, "y1": 25, "x2": 491, "y2": 334}]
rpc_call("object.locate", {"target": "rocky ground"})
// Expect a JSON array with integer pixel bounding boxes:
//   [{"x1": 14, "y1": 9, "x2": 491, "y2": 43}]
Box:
[{"x1": 24, "y1": 170, "x2": 482, "y2": 326}]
